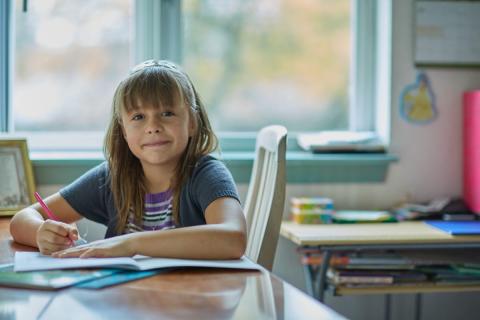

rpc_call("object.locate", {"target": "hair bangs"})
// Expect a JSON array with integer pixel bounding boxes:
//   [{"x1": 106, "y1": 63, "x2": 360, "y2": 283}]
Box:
[{"x1": 120, "y1": 68, "x2": 185, "y2": 115}]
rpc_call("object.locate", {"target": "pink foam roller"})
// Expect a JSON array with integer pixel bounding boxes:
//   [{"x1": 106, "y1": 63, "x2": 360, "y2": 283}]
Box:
[{"x1": 463, "y1": 90, "x2": 480, "y2": 213}]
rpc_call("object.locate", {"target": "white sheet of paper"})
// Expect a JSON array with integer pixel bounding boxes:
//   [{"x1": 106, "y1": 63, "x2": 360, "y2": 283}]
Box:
[
  {"x1": 134, "y1": 255, "x2": 262, "y2": 271},
  {"x1": 14, "y1": 252, "x2": 136, "y2": 272},
  {"x1": 14, "y1": 252, "x2": 261, "y2": 272}
]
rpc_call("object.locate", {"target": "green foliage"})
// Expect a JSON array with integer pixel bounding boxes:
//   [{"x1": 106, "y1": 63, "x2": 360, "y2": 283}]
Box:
[{"x1": 184, "y1": 0, "x2": 351, "y2": 131}]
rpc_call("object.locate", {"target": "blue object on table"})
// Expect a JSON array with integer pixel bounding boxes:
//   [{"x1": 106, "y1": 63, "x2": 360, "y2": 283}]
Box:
[
  {"x1": 75, "y1": 269, "x2": 172, "y2": 289},
  {"x1": 425, "y1": 221, "x2": 480, "y2": 235},
  {"x1": 0, "y1": 265, "x2": 120, "y2": 290}
]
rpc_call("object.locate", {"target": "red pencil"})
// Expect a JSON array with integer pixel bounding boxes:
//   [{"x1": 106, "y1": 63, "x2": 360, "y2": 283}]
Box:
[
  {"x1": 34, "y1": 192, "x2": 61, "y2": 221},
  {"x1": 34, "y1": 191, "x2": 74, "y2": 246}
]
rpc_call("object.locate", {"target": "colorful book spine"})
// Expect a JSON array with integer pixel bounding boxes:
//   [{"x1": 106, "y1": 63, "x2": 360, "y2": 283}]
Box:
[
  {"x1": 300, "y1": 254, "x2": 410, "y2": 267},
  {"x1": 290, "y1": 197, "x2": 334, "y2": 224},
  {"x1": 327, "y1": 269, "x2": 394, "y2": 284}
]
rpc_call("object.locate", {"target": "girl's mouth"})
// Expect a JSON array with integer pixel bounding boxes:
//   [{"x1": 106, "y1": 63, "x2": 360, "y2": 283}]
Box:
[{"x1": 143, "y1": 141, "x2": 170, "y2": 147}]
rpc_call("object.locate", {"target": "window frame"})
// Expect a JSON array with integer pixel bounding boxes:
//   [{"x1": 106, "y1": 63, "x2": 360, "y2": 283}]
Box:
[
  {"x1": 0, "y1": 0, "x2": 13, "y2": 132},
  {"x1": 1, "y1": 0, "x2": 392, "y2": 152}
]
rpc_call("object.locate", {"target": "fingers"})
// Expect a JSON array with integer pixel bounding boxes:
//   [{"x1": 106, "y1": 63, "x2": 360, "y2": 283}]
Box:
[
  {"x1": 38, "y1": 237, "x2": 72, "y2": 255},
  {"x1": 69, "y1": 228, "x2": 79, "y2": 241},
  {"x1": 53, "y1": 247, "x2": 102, "y2": 259},
  {"x1": 52, "y1": 241, "x2": 110, "y2": 259},
  {"x1": 37, "y1": 220, "x2": 76, "y2": 255},
  {"x1": 52, "y1": 241, "x2": 92, "y2": 257},
  {"x1": 52, "y1": 248, "x2": 86, "y2": 258},
  {"x1": 43, "y1": 229, "x2": 73, "y2": 246},
  {"x1": 43, "y1": 220, "x2": 72, "y2": 237},
  {"x1": 80, "y1": 249, "x2": 108, "y2": 258},
  {"x1": 39, "y1": 242, "x2": 72, "y2": 255},
  {"x1": 44, "y1": 220, "x2": 79, "y2": 241}
]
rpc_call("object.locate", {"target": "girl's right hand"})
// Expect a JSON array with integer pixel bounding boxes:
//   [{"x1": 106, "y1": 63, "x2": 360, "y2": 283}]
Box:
[{"x1": 36, "y1": 220, "x2": 79, "y2": 255}]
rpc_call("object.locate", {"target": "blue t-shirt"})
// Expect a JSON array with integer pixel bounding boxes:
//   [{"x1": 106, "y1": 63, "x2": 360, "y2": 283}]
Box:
[{"x1": 59, "y1": 155, "x2": 240, "y2": 238}]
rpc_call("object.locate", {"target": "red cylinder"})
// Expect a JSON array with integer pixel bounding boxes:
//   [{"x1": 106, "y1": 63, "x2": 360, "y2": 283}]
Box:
[{"x1": 463, "y1": 90, "x2": 480, "y2": 213}]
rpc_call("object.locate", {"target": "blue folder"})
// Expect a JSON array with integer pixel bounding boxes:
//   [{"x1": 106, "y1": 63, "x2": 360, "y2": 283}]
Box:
[
  {"x1": 75, "y1": 269, "x2": 164, "y2": 289},
  {"x1": 425, "y1": 221, "x2": 480, "y2": 235}
]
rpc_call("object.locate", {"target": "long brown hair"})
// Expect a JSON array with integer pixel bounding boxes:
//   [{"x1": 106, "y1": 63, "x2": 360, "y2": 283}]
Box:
[{"x1": 104, "y1": 60, "x2": 218, "y2": 234}]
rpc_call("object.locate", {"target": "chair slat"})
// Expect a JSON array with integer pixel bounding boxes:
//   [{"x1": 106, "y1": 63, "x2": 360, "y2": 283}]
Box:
[{"x1": 243, "y1": 125, "x2": 287, "y2": 270}]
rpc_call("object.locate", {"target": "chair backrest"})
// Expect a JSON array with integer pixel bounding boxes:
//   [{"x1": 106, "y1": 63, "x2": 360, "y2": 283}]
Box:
[{"x1": 244, "y1": 125, "x2": 287, "y2": 271}]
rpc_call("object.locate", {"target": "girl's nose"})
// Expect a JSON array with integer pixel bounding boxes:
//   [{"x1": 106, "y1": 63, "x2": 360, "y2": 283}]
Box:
[
  {"x1": 147, "y1": 128, "x2": 160, "y2": 134},
  {"x1": 146, "y1": 119, "x2": 163, "y2": 134}
]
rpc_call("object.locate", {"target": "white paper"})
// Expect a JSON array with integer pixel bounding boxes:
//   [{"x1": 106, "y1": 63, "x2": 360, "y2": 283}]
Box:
[
  {"x1": 14, "y1": 252, "x2": 261, "y2": 272},
  {"x1": 14, "y1": 252, "x2": 137, "y2": 272},
  {"x1": 134, "y1": 255, "x2": 261, "y2": 271},
  {"x1": 296, "y1": 131, "x2": 384, "y2": 152}
]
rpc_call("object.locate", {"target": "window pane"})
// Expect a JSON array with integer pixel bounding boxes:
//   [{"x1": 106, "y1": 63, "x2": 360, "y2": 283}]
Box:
[
  {"x1": 13, "y1": 0, "x2": 132, "y2": 131},
  {"x1": 183, "y1": 0, "x2": 351, "y2": 132}
]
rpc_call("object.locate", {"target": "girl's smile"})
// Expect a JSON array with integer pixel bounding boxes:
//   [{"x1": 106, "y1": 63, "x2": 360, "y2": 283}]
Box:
[{"x1": 142, "y1": 140, "x2": 171, "y2": 148}]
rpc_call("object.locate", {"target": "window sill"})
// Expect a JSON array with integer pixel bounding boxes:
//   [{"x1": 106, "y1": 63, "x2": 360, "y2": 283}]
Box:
[
  {"x1": 30, "y1": 150, "x2": 397, "y2": 185},
  {"x1": 219, "y1": 151, "x2": 397, "y2": 183}
]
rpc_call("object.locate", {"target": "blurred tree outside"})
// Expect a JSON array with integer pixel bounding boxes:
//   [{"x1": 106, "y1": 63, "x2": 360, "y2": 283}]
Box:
[
  {"x1": 14, "y1": 0, "x2": 131, "y2": 131},
  {"x1": 13, "y1": 0, "x2": 350, "y2": 133},
  {"x1": 183, "y1": 0, "x2": 351, "y2": 132}
]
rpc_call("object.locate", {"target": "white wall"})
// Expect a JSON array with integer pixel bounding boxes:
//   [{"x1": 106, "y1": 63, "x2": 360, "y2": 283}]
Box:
[{"x1": 273, "y1": 1, "x2": 480, "y2": 319}]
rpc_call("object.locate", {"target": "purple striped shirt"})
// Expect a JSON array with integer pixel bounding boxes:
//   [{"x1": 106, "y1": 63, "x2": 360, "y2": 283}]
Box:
[{"x1": 125, "y1": 189, "x2": 175, "y2": 234}]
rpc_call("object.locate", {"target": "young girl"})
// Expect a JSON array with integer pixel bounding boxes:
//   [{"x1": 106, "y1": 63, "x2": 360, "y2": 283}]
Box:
[{"x1": 10, "y1": 60, "x2": 247, "y2": 260}]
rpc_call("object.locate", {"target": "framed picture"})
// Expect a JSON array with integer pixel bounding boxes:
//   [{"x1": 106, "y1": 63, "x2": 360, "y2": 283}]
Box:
[{"x1": 0, "y1": 139, "x2": 35, "y2": 216}]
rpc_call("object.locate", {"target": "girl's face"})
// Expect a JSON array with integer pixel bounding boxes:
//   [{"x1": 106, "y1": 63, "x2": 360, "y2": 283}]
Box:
[{"x1": 121, "y1": 100, "x2": 195, "y2": 172}]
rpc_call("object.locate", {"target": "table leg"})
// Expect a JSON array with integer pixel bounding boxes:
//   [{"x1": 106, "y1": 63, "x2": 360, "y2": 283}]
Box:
[
  {"x1": 317, "y1": 249, "x2": 332, "y2": 302},
  {"x1": 414, "y1": 293, "x2": 422, "y2": 320},
  {"x1": 303, "y1": 263, "x2": 316, "y2": 297},
  {"x1": 384, "y1": 294, "x2": 391, "y2": 320}
]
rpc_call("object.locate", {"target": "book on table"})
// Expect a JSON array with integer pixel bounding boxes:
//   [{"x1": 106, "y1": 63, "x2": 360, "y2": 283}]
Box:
[
  {"x1": 425, "y1": 221, "x2": 480, "y2": 235},
  {"x1": 3, "y1": 253, "x2": 261, "y2": 290},
  {"x1": 0, "y1": 263, "x2": 121, "y2": 290},
  {"x1": 14, "y1": 252, "x2": 261, "y2": 273}
]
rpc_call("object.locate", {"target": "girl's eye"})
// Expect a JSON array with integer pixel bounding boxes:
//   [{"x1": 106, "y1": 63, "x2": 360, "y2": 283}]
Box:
[
  {"x1": 161, "y1": 111, "x2": 174, "y2": 117},
  {"x1": 132, "y1": 114, "x2": 144, "y2": 121}
]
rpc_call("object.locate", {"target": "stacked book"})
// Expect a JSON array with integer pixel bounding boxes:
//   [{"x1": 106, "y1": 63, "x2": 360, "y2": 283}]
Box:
[
  {"x1": 328, "y1": 269, "x2": 427, "y2": 286},
  {"x1": 325, "y1": 253, "x2": 427, "y2": 286},
  {"x1": 332, "y1": 210, "x2": 396, "y2": 223},
  {"x1": 299, "y1": 249, "x2": 480, "y2": 288},
  {"x1": 290, "y1": 197, "x2": 334, "y2": 224}
]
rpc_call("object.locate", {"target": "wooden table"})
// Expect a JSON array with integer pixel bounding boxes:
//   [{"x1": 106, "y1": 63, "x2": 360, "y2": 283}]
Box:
[
  {"x1": 0, "y1": 218, "x2": 345, "y2": 320},
  {"x1": 281, "y1": 221, "x2": 480, "y2": 305}
]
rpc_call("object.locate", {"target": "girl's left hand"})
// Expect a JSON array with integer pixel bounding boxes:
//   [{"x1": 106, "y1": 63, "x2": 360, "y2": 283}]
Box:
[{"x1": 51, "y1": 235, "x2": 135, "y2": 258}]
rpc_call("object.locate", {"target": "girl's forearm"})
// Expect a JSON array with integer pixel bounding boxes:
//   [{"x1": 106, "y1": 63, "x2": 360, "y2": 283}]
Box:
[
  {"x1": 10, "y1": 208, "x2": 44, "y2": 248},
  {"x1": 125, "y1": 224, "x2": 247, "y2": 260}
]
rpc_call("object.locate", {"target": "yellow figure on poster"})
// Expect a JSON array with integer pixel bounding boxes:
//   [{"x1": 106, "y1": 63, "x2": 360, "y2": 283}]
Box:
[{"x1": 400, "y1": 72, "x2": 437, "y2": 124}]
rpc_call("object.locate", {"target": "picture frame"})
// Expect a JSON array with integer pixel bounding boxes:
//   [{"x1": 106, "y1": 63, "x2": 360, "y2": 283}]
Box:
[{"x1": 0, "y1": 139, "x2": 36, "y2": 216}]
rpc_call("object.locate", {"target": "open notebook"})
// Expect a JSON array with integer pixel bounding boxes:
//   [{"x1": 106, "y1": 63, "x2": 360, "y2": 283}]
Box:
[{"x1": 14, "y1": 252, "x2": 261, "y2": 273}]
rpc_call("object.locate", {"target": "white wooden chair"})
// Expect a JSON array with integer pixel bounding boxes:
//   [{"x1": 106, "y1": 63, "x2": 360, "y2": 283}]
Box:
[{"x1": 244, "y1": 125, "x2": 287, "y2": 271}]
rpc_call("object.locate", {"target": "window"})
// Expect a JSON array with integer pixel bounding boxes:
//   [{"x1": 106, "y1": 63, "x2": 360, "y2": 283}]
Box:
[
  {"x1": 1, "y1": 0, "x2": 391, "y2": 147},
  {"x1": 183, "y1": 0, "x2": 350, "y2": 132},
  {"x1": 13, "y1": 0, "x2": 132, "y2": 131}
]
